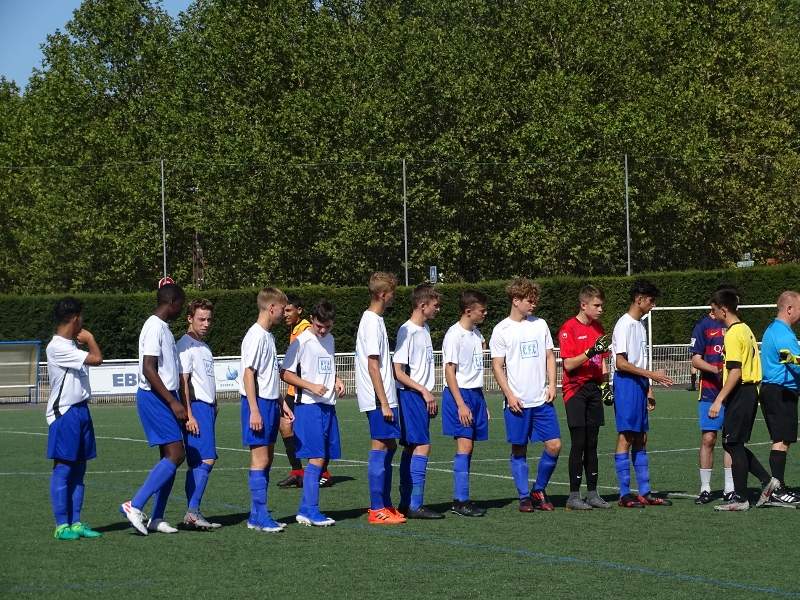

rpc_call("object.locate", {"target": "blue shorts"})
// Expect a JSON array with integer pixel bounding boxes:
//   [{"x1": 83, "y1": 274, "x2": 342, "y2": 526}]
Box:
[
  {"x1": 294, "y1": 403, "x2": 342, "y2": 460},
  {"x1": 241, "y1": 396, "x2": 281, "y2": 447},
  {"x1": 698, "y1": 399, "x2": 725, "y2": 431},
  {"x1": 46, "y1": 402, "x2": 97, "y2": 462},
  {"x1": 613, "y1": 372, "x2": 649, "y2": 433},
  {"x1": 399, "y1": 388, "x2": 432, "y2": 446},
  {"x1": 366, "y1": 407, "x2": 401, "y2": 440},
  {"x1": 504, "y1": 403, "x2": 561, "y2": 445},
  {"x1": 137, "y1": 388, "x2": 183, "y2": 447},
  {"x1": 184, "y1": 401, "x2": 218, "y2": 466},
  {"x1": 442, "y1": 387, "x2": 489, "y2": 441}
]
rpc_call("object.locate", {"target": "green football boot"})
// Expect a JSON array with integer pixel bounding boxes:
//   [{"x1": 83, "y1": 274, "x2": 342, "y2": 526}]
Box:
[
  {"x1": 70, "y1": 522, "x2": 102, "y2": 538},
  {"x1": 54, "y1": 524, "x2": 80, "y2": 541}
]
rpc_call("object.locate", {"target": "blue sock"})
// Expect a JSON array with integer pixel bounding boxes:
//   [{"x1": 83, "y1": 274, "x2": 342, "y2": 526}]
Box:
[
  {"x1": 187, "y1": 463, "x2": 213, "y2": 511},
  {"x1": 248, "y1": 469, "x2": 267, "y2": 522},
  {"x1": 383, "y1": 448, "x2": 396, "y2": 507},
  {"x1": 615, "y1": 452, "x2": 631, "y2": 497},
  {"x1": 132, "y1": 458, "x2": 177, "y2": 510},
  {"x1": 534, "y1": 451, "x2": 558, "y2": 492},
  {"x1": 151, "y1": 471, "x2": 176, "y2": 520},
  {"x1": 453, "y1": 453, "x2": 470, "y2": 502},
  {"x1": 368, "y1": 450, "x2": 387, "y2": 510},
  {"x1": 510, "y1": 454, "x2": 529, "y2": 500},
  {"x1": 410, "y1": 455, "x2": 429, "y2": 511},
  {"x1": 68, "y1": 461, "x2": 87, "y2": 524},
  {"x1": 399, "y1": 450, "x2": 412, "y2": 509},
  {"x1": 301, "y1": 464, "x2": 322, "y2": 515},
  {"x1": 632, "y1": 448, "x2": 651, "y2": 496},
  {"x1": 50, "y1": 463, "x2": 71, "y2": 526}
]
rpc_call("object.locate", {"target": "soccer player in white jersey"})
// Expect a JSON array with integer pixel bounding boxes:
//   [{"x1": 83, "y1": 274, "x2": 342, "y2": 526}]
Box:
[
  {"x1": 121, "y1": 283, "x2": 187, "y2": 535},
  {"x1": 281, "y1": 300, "x2": 345, "y2": 527},
  {"x1": 356, "y1": 272, "x2": 406, "y2": 525},
  {"x1": 394, "y1": 283, "x2": 444, "y2": 519},
  {"x1": 240, "y1": 287, "x2": 290, "y2": 533},
  {"x1": 46, "y1": 297, "x2": 103, "y2": 541},
  {"x1": 442, "y1": 289, "x2": 489, "y2": 517},
  {"x1": 177, "y1": 299, "x2": 222, "y2": 529},
  {"x1": 491, "y1": 278, "x2": 560, "y2": 512},
  {"x1": 612, "y1": 279, "x2": 674, "y2": 508}
]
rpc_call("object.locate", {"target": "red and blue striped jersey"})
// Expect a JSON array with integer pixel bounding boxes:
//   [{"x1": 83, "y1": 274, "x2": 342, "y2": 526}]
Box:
[{"x1": 689, "y1": 315, "x2": 726, "y2": 401}]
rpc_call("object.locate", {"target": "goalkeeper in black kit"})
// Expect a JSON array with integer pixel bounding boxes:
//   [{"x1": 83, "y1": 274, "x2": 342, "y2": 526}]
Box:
[{"x1": 557, "y1": 285, "x2": 614, "y2": 510}]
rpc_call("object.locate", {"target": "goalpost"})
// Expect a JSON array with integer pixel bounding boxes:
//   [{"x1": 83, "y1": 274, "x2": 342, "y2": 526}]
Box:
[{"x1": 645, "y1": 304, "x2": 777, "y2": 385}]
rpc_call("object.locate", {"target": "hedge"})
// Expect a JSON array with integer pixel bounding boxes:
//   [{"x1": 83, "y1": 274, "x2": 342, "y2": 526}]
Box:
[{"x1": 1, "y1": 265, "x2": 798, "y2": 359}]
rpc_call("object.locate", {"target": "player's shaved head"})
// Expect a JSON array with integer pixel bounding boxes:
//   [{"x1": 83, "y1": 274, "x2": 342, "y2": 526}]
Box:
[
  {"x1": 777, "y1": 291, "x2": 800, "y2": 313},
  {"x1": 157, "y1": 283, "x2": 185, "y2": 306}
]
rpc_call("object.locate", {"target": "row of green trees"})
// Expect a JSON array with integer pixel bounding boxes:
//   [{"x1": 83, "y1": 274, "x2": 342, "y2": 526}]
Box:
[{"x1": 1, "y1": 0, "x2": 799, "y2": 294}]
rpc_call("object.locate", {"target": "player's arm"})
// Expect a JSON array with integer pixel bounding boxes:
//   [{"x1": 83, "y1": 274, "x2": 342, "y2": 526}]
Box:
[
  {"x1": 393, "y1": 363, "x2": 436, "y2": 413},
  {"x1": 368, "y1": 355, "x2": 393, "y2": 421},
  {"x1": 243, "y1": 366, "x2": 262, "y2": 431},
  {"x1": 335, "y1": 376, "x2": 345, "y2": 397},
  {"x1": 546, "y1": 349, "x2": 556, "y2": 402},
  {"x1": 445, "y1": 362, "x2": 473, "y2": 426},
  {"x1": 75, "y1": 329, "x2": 103, "y2": 366},
  {"x1": 614, "y1": 353, "x2": 673, "y2": 387},
  {"x1": 691, "y1": 354, "x2": 722, "y2": 376},
  {"x1": 180, "y1": 373, "x2": 200, "y2": 435},
  {"x1": 708, "y1": 366, "x2": 741, "y2": 418},
  {"x1": 562, "y1": 333, "x2": 611, "y2": 372},
  {"x1": 280, "y1": 369, "x2": 328, "y2": 398},
  {"x1": 492, "y1": 356, "x2": 522, "y2": 413},
  {"x1": 143, "y1": 355, "x2": 187, "y2": 420}
]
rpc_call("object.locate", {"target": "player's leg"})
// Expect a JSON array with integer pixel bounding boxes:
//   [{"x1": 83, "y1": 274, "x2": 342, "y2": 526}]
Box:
[
  {"x1": 564, "y1": 387, "x2": 593, "y2": 510},
  {"x1": 504, "y1": 405, "x2": 533, "y2": 511},
  {"x1": 295, "y1": 403, "x2": 336, "y2": 526},
  {"x1": 51, "y1": 460, "x2": 79, "y2": 540},
  {"x1": 277, "y1": 394, "x2": 304, "y2": 488},
  {"x1": 696, "y1": 430, "x2": 716, "y2": 504},
  {"x1": 183, "y1": 402, "x2": 220, "y2": 528},
  {"x1": 147, "y1": 441, "x2": 185, "y2": 533},
  {"x1": 615, "y1": 432, "x2": 641, "y2": 507},
  {"x1": 398, "y1": 388, "x2": 439, "y2": 517},
  {"x1": 443, "y1": 387, "x2": 486, "y2": 517},
  {"x1": 244, "y1": 399, "x2": 284, "y2": 532},
  {"x1": 583, "y1": 426, "x2": 609, "y2": 508},
  {"x1": 67, "y1": 404, "x2": 101, "y2": 538},
  {"x1": 531, "y1": 404, "x2": 561, "y2": 511},
  {"x1": 763, "y1": 385, "x2": 799, "y2": 502}
]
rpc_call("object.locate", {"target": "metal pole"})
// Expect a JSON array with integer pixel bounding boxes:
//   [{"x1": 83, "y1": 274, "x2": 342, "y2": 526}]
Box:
[
  {"x1": 161, "y1": 159, "x2": 167, "y2": 278},
  {"x1": 625, "y1": 154, "x2": 631, "y2": 276},
  {"x1": 402, "y1": 158, "x2": 409, "y2": 286}
]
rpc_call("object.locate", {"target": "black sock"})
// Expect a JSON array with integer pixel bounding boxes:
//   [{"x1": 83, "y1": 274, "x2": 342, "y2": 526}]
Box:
[
  {"x1": 584, "y1": 427, "x2": 600, "y2": 491},
  {"x1": 568, "y1": 427, "x2": 586, "y2": 492},
  {"x1": 725, "y1": 443, "x2": 749, "y2": 498},
  {"x1": 770, "y1": 449, "x2": 787, "y2": 485},
  {"x1": 282, "y1": 435, "x2": 302, "y2": 470}
]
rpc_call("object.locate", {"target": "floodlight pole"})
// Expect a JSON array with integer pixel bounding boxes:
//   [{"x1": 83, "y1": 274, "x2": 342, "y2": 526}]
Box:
[
  {"x1": 402, "y1": 158, "x2": 409, "y2": 286},
  {"x1": 625, "y1": 153, "x2": 631, "y2": 276},
  {"x1": 161, "y1": 159, "x2": 167, "y2": 279}
]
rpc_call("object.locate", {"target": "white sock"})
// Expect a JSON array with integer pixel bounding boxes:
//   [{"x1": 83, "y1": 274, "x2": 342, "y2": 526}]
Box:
[
  {"x1": 724, "y1": 467, "x2": 734, "y2": 494},
  {"x1": 699, "y1": 468, "x2": 712, "y2": 493}
]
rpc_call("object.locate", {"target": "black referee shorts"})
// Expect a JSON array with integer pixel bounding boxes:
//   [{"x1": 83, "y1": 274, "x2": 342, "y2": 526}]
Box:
[
  {"x1": 760, "y1": 382, "x2": 799, "y2": 444},
  {"x1": 565, "y1": 381, "x2": 605, "y2": 429},
  {"x1": 722, "y1": 383, "x2": 759, "y2": 444}
]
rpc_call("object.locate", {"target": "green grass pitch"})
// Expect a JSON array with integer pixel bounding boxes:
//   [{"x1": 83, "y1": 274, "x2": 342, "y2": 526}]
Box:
[{"x1": 2, "y1": 391, "x2": 800, "y2": 599}]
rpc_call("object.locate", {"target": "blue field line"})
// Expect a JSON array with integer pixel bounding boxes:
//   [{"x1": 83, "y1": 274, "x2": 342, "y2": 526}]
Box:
[{"x1": 347, "y1": 524, "x2": 800, "y2": 598}]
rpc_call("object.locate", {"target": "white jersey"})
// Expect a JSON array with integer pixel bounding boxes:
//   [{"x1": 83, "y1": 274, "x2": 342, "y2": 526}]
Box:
[
  {"x1": 355, "y1": 310, "x2": 397, "y2": 412},
  {"x1": 177, "y1": 334, "x2": 216, "y2": 404},
  {"x1": 45, "y1": 335, "x2": 90, "y2": 425},
  {"x1": 489, "y1": 316, "x2": 553, "y2": 407},
  {"x1": 138, "y1": 315, "x2": 180, "y2": 392},
  {"x1": 442, "y1": 321, "x2": 485, "y2": 389},
  {"x1": 239, "y1": 323, "x2": 280, "y2": 399},
  {"x1": 393, "y1": 320, "x2": 435, "y2": 391},
  {"x1": 612, "y1": 313, "x2": 648, "y2": 370},
  {"x1": 282, "y1": 329, "x2": 337, "y2": 405}
]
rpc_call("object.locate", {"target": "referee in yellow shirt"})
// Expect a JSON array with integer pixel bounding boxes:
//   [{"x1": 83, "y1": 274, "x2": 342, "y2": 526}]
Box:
[{"x1": 708, "y1": 289, "x2": 779, "y2": 510}]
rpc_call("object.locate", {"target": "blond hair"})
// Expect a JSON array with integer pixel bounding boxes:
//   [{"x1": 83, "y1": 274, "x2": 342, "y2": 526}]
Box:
[
  {"x1": 369, "y1": 272, "x2": 398, "y2": 298},
  {"x1": 257, "y1": 287, "x2": 288, "y2": 311},
  {"x1": 506, "y1": 278, "x2": 540, "y2": 303}
]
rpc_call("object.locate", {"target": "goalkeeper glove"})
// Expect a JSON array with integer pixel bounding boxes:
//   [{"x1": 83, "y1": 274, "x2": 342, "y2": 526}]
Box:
[
  {"x1": 586, "y1": 333, "x2": 612, "y2": 359},
  {"x1": 600, "y1": 382, "x2": 614, "y2": 406},
  {"x1": 779, "y1": 349, "x2": 800, "y2": 365}
]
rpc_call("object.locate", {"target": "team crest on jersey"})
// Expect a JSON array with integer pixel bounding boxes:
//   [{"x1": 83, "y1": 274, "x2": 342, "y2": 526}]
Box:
[
  {"x1": 426, "y1": 346, "x2": 434, "y2": 363},
  {"x1": 203, "y1": 359, "x2": 214, "y2": 376},
  {"x1": 472, "y1": 352, "x2": 483, "y2": 369},
  {"x1": 520, "y1": 340, "x2": 539, "y2": 359},
  {"x1": 318, "y1": 356, "x2": 333, "y2": 374}
]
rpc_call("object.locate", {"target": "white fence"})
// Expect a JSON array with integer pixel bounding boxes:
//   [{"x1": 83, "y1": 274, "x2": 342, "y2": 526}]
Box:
[{"x1": 14, "y1": 345, "x2": 696, "y2": 406}]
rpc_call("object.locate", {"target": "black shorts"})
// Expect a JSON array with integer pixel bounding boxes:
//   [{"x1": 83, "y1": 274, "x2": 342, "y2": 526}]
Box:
[
  {"x1": 565, "y1": 381, "x2": 605, "y2": 429},
  {"x1": 759, "y1": 383, "x2": 799, "y2": 444},
  {"x1": 722, "y1": 384, "x2": 759, "y2": 444}
]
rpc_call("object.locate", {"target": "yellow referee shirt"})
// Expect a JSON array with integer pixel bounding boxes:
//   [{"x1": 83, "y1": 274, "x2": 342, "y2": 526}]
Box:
[
  {"x1": 722, "y1": 321, "x2": 762, "y2": 385},
  {"x1": 286, "y1": 319, "x2": 312, "y2": 398}
]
